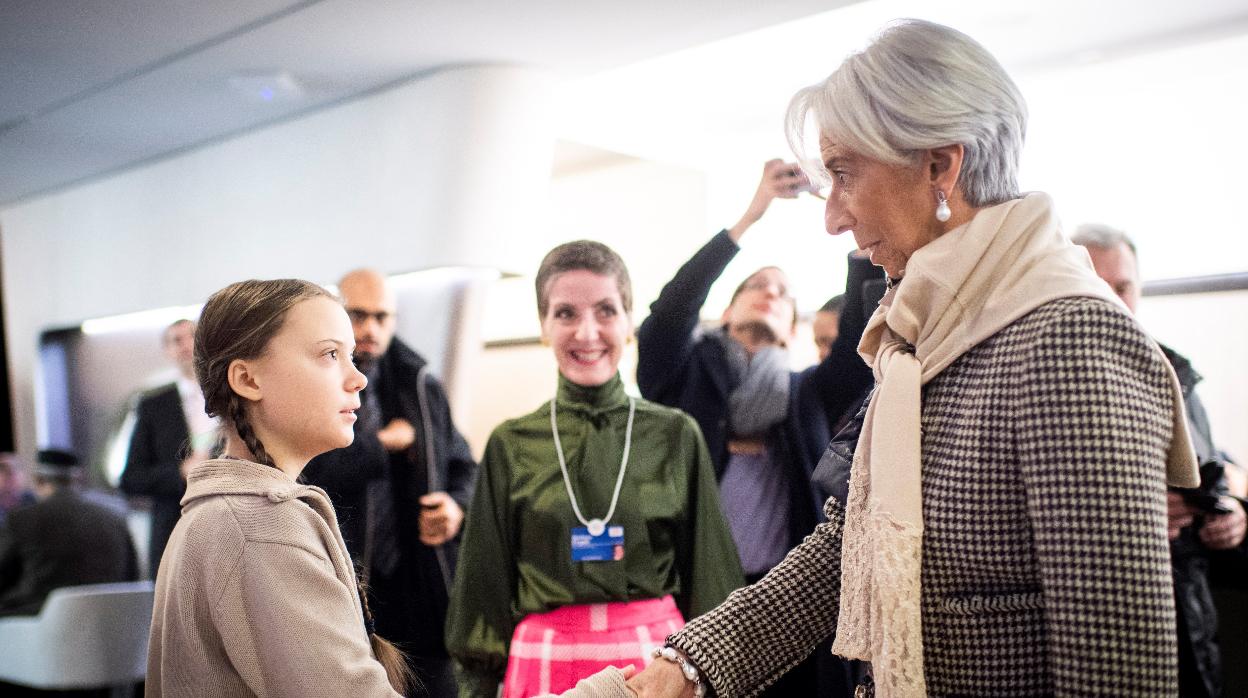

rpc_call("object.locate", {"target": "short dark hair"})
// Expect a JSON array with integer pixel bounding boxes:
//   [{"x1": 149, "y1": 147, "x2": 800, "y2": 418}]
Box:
[
  {"x1": 535, "y1": 241, "x2": 633, "y2": 318},
  {"x1": 819, "y1": 294, "x2": 845, "y2": 315},
  {"x1": 33, "y1": 450, "x2": 78, "y2": 488}
]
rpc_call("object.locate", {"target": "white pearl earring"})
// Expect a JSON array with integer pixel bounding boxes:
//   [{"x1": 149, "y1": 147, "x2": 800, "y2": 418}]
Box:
[{"x1": 935, "y1": 190, "x2": 951, "y2": 222}]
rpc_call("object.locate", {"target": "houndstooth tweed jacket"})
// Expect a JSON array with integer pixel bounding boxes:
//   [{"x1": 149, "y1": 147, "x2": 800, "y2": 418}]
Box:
[{"x1": 669, "y1": 297, "x2": 1180, "y2": 697}]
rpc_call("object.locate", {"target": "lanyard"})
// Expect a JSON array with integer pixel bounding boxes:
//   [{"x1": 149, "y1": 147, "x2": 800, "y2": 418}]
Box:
[{"x1": 550, "y1": 395, "x2": 636, "y2": 537}]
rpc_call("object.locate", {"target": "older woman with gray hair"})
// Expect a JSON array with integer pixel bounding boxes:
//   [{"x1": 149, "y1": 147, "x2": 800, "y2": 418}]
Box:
[{"x1": 620, "y1": 18, "x2": 1199, "y2": 698}]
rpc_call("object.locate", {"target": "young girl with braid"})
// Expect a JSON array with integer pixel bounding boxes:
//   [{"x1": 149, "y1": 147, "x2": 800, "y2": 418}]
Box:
[{"x1": 146, "y1": 279, "x2": 412, "y2": 696}]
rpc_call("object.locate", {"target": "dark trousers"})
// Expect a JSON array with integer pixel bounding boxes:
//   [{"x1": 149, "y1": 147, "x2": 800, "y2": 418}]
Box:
[
  {"x1": 749, "y1": 631, "x2": 864, "y2": 698},
  {"x1": 757, "y1": 652, "x2": 817, "y2": 697},
  {"x1": 408, "y1": 654, "x2": 457, "y2": 697}
]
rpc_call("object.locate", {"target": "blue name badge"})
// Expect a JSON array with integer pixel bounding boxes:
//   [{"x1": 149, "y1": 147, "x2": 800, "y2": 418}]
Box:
[{"x1": 570, "y1": 525, "x2": 625, "y2": 562}]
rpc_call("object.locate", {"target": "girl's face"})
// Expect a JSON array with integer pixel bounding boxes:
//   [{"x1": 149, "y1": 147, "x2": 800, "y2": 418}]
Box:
[
  {"x1": 245, "y1": 296, "x2": 367, "y2": 462},
  {"x1": 540, "y1": 270, "x2": 632, "y2": 387}
]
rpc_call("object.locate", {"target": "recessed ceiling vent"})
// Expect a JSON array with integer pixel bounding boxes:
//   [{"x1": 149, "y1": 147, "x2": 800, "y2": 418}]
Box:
[{"x1": 227, "y1": 71, "x2": 306, "y2": 103}]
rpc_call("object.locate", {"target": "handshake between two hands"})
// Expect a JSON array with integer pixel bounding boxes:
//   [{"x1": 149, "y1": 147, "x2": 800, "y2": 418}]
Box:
[{"x1": 541, "y1": 654, "x2": 699, "y2": 698}]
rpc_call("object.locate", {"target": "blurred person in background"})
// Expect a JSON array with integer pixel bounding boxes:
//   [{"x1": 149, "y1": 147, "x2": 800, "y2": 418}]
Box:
[
  {"x1": 120, "y1": 318, "x2": 216, "y2": 578},
  {"x1": 637, "y1": 159, "x2": 878, "y2": 585},
  {"x1": 812, "y1": 294, "x2": 843, "y2": 363},
  {"x1": 0, "y1": 453, "x2": 36, "y2": 527},
  {"x1": 0, "y1": 449, "x2": 138, "y2": 616},
  {"x1": 303, "y1": 268, "x2": 478, "y2": 696},
  {"x1": 1074, "y1": 222, "x2": 1247, "y2": 697},
  {"x1": 637, "y1": 159, "x2": 879, "y2": 696}
]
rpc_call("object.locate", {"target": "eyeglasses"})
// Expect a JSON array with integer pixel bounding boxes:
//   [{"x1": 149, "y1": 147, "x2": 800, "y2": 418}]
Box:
[
  {"x1": 346, "y1": 308, "x2": 392, "y2": 325},
  {"x1": 740, "y1": 277, "x2": 793, "y2": 301}
]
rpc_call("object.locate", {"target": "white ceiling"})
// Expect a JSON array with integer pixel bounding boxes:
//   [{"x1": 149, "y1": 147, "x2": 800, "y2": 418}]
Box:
[
  {"x1": 557, "y1": 0, "x2": 1248, "y2": 171},
  {"x1": 0, "y1": 0, "x2": 852, "y2": 206},
  {"x1": 3, "y1": 0, "x2": 1247, "y2": 208}
]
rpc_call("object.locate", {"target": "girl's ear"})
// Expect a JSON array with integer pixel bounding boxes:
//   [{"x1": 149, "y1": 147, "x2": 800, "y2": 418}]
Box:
[{"x1": 227, "y1": 359, "x2": 263, "y2": 403}]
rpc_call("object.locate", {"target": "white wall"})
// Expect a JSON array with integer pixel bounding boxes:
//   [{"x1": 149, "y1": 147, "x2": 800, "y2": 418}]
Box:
[
  {"x1": 0, "y1": 65, "x2": 558, "y2": 461},
  {"x1": 1018, "y1": 33, "x2": 1248, "y2": 279},
  {"x1": 464, "y1": 155, "x2": 707, "y2": 456},
  {"x1": 480, "y1": 154, "x2": 710, "y2": 343},
  {"x1": 1141, "y1": 290, "x2": 1248, "y2": 465}
]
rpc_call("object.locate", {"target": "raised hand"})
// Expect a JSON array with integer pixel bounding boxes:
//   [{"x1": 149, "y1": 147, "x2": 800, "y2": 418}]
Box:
[{"x1": 728, "y1": 159, "x2": 812, "y2": 242}]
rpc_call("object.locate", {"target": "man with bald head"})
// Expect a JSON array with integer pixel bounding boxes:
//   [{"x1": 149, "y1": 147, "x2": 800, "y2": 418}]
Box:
[{"x1": 303, "y1": 268, "x2": 477, "y2": 694}]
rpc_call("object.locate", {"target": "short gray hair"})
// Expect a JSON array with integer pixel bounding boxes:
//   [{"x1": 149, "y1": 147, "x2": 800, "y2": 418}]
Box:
[
  {"x1": 1070, "y1": 223, "x2": 1137, "y2": 258},
  {"x1": 785, "y1": 19, "x2": 1027, "y2": 207}
]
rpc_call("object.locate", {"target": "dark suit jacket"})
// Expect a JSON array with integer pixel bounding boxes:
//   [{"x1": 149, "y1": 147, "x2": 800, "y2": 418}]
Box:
[
  {"x1": 303, "y1": 337, "x2": 477, "y2": 656},
  {"x1": 0, "y1": 489, "x2": 138, "y2": 615},
  {"x1": 119, "y1": 383, "x2": 189, "y2": 577}
]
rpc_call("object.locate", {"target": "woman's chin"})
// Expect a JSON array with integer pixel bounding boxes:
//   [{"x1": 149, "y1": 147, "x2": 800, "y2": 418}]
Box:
[
  {"x1": 560, "y1": 365, "x2": 616, "y2": 387},
  {"x1": 331, "y1": 429, "x2": 355, "y2": 450}
]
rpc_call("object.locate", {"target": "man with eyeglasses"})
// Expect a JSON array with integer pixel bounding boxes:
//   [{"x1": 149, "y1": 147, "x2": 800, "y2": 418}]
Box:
[
  {"x1": 637, "y1": 159, "x2": 881, "y2": 697},
  {"x1": 303, "y1": 267, "x2": 477, "y2": 695}
]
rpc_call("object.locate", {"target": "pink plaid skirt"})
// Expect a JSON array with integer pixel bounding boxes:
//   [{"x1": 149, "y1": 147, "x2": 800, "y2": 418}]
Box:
[{"x1": 503, "y1": 595, "x2": 685, "y2": 698}]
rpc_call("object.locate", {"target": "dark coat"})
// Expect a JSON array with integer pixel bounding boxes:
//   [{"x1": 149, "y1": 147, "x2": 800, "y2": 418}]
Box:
[
  {"x1": 119, "y1": 383, "x2": 189, "y2": 577},
  {"x1": 0, "y1": 489, "x2": 138, "y2": 615},
  {"x1": 303, "y1": 336, "x2": 477, "y2": 657},
  {"x1": 636, "y1": 231, "x2": 878, "y2": 547},
  {"x1": 1163, "y1": 343, "x2": 1243, "y2": 698}
]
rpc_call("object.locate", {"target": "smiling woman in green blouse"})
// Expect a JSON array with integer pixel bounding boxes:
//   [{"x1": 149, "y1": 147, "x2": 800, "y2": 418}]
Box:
[{"x1": 445, "y1": 240, "x2": 743, "y2": 698}]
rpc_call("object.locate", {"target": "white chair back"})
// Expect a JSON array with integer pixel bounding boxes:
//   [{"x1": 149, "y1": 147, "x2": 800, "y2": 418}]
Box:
[{"x1": 0, "y1": 580, "x2": 154, "y2": 689}]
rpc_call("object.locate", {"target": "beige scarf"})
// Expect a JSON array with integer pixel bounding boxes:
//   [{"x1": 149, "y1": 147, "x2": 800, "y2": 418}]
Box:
[{"x1": 829, "y1": 192, "x2": 1198, "y2": 696}]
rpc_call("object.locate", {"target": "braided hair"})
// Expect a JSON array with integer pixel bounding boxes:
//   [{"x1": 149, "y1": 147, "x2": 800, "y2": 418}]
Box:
[
  {"x1": 194, "y1": 279, "x2": 326, "y2": 465},
  {"x1": 357, "y1": 574, "x2": 420, "y2": 694},
  {"x1": 194, "y1": 279, "x2": 412, "y2": 693}
]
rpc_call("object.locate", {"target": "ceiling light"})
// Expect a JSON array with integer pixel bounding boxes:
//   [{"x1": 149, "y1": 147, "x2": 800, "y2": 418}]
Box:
[{"x1": 227, "y1": 71, "x2": 305, "y2": 103}]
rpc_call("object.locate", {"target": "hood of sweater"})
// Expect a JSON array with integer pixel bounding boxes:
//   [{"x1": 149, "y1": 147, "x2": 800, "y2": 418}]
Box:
[{"x1": 181, "y1": 457, "x2": 329, "y2": 509}]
